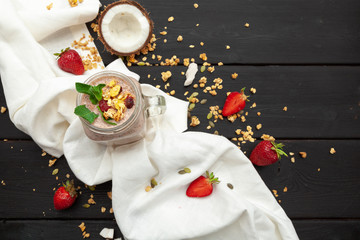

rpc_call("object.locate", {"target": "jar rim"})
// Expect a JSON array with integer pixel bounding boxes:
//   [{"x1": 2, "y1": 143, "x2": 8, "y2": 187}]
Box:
[{"x1": 76, "y1": 70, "x2": 142, "y2": 133}]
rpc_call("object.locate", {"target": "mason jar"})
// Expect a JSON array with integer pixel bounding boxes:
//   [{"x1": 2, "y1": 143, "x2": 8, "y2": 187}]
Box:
[{"x1": 76, "y1": 70, "x2": 166, "y2": 145}]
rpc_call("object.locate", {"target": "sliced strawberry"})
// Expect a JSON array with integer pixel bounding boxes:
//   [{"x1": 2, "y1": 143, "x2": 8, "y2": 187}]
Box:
[
  {"x1": 186, "y1": 171, "x2": 220, "y2": 198},
  {"x1": 222, "y1": 88, "x2": 249, "y2": 117},
  {"x1": 53, "y1": 180, "x2": 77, "y2": 210},
  {"x1": 250, "y1": 141, "x2": 288, "y2": 166},
  {"x1": 55, "y1": 48, "x2": 84, "y2": 75}
]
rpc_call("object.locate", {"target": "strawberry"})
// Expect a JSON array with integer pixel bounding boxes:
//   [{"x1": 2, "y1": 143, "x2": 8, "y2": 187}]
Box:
[
  {"x1": 250, "y1": 141, "x2": 288, "y2": 166},
  {"x1": 222, "y1": 88, "x2": 249, "y2": 117},
  {"x1": 186, "y1": 171, "x2": 220, "y2": 198},
  {"x1": 54, "y1": 48, "x2": 84, "y2": 75},
  {"x1": 53, "y1": 180, "x2": 77, "y2": 210}
]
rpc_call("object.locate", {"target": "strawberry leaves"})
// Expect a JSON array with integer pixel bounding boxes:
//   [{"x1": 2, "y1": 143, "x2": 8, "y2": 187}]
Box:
[{"x1": 270, "y1": 141, "x2": 288, "y2": 159}]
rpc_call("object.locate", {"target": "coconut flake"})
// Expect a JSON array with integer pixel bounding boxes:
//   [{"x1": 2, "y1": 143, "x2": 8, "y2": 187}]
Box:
[
  {"x1": 184, "y1": 63, "x2": 198, "y2": 86},
  {"x1": 100, "y1": 228, "x2": 114, "y2": 239}
]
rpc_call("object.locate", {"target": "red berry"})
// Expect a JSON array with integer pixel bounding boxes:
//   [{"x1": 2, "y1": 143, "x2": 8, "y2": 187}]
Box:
[
  {"x1": 53, "y1": 180, "x2": 77, "y2": 210},
  {"x1": 99, "y1": 99, "x2": 110, "y2": 112},
  {"x1": 124, "y1": 96, "x2": 134, "y2": 109},
  {"x1": 186, "y1": 171, "x2": 220, "y2": 198},
  {"x1": 55, "y1": 48, "x2": 84, "y2": 75},
  {"x1": 222, "y1": 88, "x2": 249, "y2": 117},
  {"x1": 249, "y1": 141, "x2": 288, "y2": 166}
]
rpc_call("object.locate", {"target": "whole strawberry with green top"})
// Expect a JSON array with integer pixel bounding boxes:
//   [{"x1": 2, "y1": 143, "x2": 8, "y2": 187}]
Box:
[
  {"x1": 54, "y1": 48, "x2": 84, "y2": 75},
  {"x1": 250, "y1": 141, "x2": 288, "y2": 166},
  {"x1": 53, "y1": 180, "x2": 78, "y2": 210}
]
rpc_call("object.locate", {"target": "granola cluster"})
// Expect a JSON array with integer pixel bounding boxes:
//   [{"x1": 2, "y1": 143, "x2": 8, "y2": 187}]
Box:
[{"x1": 101, "y1": 80, "x2": 135, "y2": 122}]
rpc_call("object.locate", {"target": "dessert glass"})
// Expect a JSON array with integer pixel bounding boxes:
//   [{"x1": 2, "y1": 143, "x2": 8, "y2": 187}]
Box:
[{"x1": 76, "y1": 70, "x2": 166, "y2": 145}]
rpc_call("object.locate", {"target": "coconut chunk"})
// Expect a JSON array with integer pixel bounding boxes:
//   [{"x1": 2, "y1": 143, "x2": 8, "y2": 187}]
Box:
[
  {"x1": 184, "y1": 63, "x2": 198, "y2": 86},
  {"x1": 100, "y1": 228, "x2": 114, "y2": 239},
  {"x1": 98, "y1": 1, "x2": 153, "y2": 56}
]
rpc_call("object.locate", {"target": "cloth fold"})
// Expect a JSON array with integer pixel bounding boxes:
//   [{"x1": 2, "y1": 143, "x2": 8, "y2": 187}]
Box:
[{"x1": 0, "y1": 0, "x2": 299, "y2": 239}]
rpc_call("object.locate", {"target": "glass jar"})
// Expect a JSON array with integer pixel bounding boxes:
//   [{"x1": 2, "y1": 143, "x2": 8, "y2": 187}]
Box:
[{"x1": 76, "y1": 70, "x2": 166, "y2": 145}]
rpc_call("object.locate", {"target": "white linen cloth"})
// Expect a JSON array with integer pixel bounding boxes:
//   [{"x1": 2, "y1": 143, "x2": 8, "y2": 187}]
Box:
[{"x1": 0, "y1": 1, "x2": 299, "y2": 239}]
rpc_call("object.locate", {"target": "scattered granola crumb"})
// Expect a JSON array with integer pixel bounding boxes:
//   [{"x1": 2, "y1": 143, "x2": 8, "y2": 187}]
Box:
[
  {"x1": 48, "y1": 159, "x2": 57, "y2": 167},
  {"x1": 155, "y1": 85, "x2": 161, "y2": 89},
  {"x1": 261, "y1": 134, "x2": 275, "y2": 141},
  {"x1": 231, "y1": 73, "x2": 238, "y2": 80},
  {"x1": 1, "y1": 180, "x2": 5, "y2": 186},
  {"x1": 330, "y1": 147, "x2": 336, "y2": 154},
  {"x1": 244, "y1": 23, "x2": 250, "y2": 28},
  {"x1": 107, "y1": 192, "x2": 112, "y2": 200},
  {"x1": 163, "y1": 39, "x2": 167, "y2": 43},
  {"x1": 272, "y1": 189, "x2": 278, "y2": 197},
  {"x1": 256, "y1": 124, "x2": 262, "y2": 130},
  {"x1": 218, "y1": 62, "x2": 223, "y2": 66},
  {"x1": 1, "y1": 107, "x2": 7, "y2": 114},
  {"x1": 226, "y1": 45, "x2": 230, "y2": 50},
  {"x1": 145, "y1": 186, "x2": 152, "y2": 192},
  {"x1": 189, "y1": 45, "x2": 195, "y2": 48},
  {"x1": 196, "y1": 23, "x2": 199, "y2": 27},
  {"x1": 194, "y1": 3, "x2": 199, "y2": 8},
  {"x1": 161, "y1": 71, "x2": 172, "y2": 82},
  {"x1": 200, "y1": 42, "x2": 204, "y2": 46},
  {"x1": 46, "y1": 3, "x2": 53, "y2": 10},
  {"x1": 109, "y1": 208, "x2": 114, "y2": 213},
  {"x1": 283, "y1": 187, "x2": 288, "y2": 192},
  {"x1": 207, "y1": 66, "x2": 215, "y2": 73},
  {"x1": 78, "y1": 222, "x2": 86, "y2": 232},
  {"x1": 101, "y1": 207, "x2": 106, "y2": 213},
  {"x1": 257, "y1": 112, "x2": 261, "y2": 116},
  {"x1": 88, "y1": 198, "x2": 96, "y2": 205},
  {"x1": 190, "y1": 116, "x2": 200, "y2": 127},
  {"x1": 170, "y1": 90, "x2": 175, "y2": 96},
  {"x1": 177, "y1": 35, "x2": 183, "y2": 42},
  {"x1": 183, "y1": 58, "x2": 190, "y2": 67},
  {"x1": 41, "y1": 151, "x2": 46, "y2": 157},
  {"x1": 289, "y1": 152, "x2": 295, "y2": 156},
  {"x1": 318, "y1": 168, "x2": 321, "y2": 172},
  {"x1": 199, "y1": 53, "x2": 207, "y2": 61},
  {"x1": 299, "y1": 152, "x2": 307, "y2": 158},
  {"x1": 168, "y1": 16, "x2": 174, "y2": 22},
  {"x1": 250, "y1": 102, "x2": 257, "y2": 108},
  {"x1": 283, "y1": 106, "x2": 288, "y2": 111},
  {"x1": 291, "y1": 157, "x2": 295, "y2": 163},
  {"x1": 66, "y1": 174, "x2": 70, "y2": 178},
  {"x1": 250, "y1": 88, "x2": 256, "y2": 94},
  {"x1": 160, "y1": 31, "x2": 167, "y2": 36},
  {"x1": 68, "y1": 0, "x2": 82, "y2": 8}
]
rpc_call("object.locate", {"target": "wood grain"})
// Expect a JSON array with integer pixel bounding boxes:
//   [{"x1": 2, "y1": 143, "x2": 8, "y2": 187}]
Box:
[
  {"x1": 0, "y1": 140, "x2": 359, "y2": 219},
  {"x1": 91, "y1": 0, "x2": 360, "y2": 65},
  {"x1": 0, "y1": 219, "x2": 359, "y2": 240},
  {"x1": 1, "y1": 66, "x2": 359, "y2": 140}
]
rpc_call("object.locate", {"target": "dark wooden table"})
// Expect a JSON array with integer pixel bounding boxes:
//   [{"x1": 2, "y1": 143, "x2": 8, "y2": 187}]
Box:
[{"x1": 1, "y1": 0, "x2": 360, "y2": 239}]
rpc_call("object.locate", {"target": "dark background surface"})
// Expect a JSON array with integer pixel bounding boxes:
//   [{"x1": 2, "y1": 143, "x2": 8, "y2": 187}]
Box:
[{"x1": 1, "y1": 0, "x2": 360, "y2": 239}]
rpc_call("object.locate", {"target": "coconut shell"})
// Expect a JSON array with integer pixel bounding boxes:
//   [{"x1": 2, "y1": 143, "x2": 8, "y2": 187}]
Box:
[{"x1": 98, "y1": 0, "x2": 154, "y2": 56}]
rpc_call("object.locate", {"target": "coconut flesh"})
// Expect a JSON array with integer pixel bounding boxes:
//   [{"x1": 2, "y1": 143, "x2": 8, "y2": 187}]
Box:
[{"x1": 99, "y1": 1, "x2": 153, "y2": 56}]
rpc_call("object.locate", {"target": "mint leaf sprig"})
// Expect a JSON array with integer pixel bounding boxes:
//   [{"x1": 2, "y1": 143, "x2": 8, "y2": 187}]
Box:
[
  {"x1": 76, "y1": 82, "x2": 105, "y2": 105},
  {"x1": 74, "y1": 105, "x2": 98, "y2": 124}
]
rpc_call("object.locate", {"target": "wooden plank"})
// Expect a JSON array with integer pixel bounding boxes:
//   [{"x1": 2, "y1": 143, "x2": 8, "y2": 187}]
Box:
[
  {"x1": 133, "y1": 65, "x2": 360, "y2": 139},
  {"x1": 0, "y1": 220, "x2": 122, "y2": 240},
  {"x1": 293, "y1": 220, "x2": 360, "y2": 240},
  {"x1": 0, "y1": 219, "x2": 360, "y2": 240},
  {"x1": 1, "y1": 66, "x2": 359, "y2": 140},
  {"x1": 91, "y1": 0, "x2": 360, "y2": 65},
  {"x1": 0, "y1": 140, "x2": 359, "y2": 219}
]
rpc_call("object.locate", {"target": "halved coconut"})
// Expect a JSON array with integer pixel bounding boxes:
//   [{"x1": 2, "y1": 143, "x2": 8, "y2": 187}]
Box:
[{"x1": 98, "y1": 0, "x2": 154, "y2": 56}]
